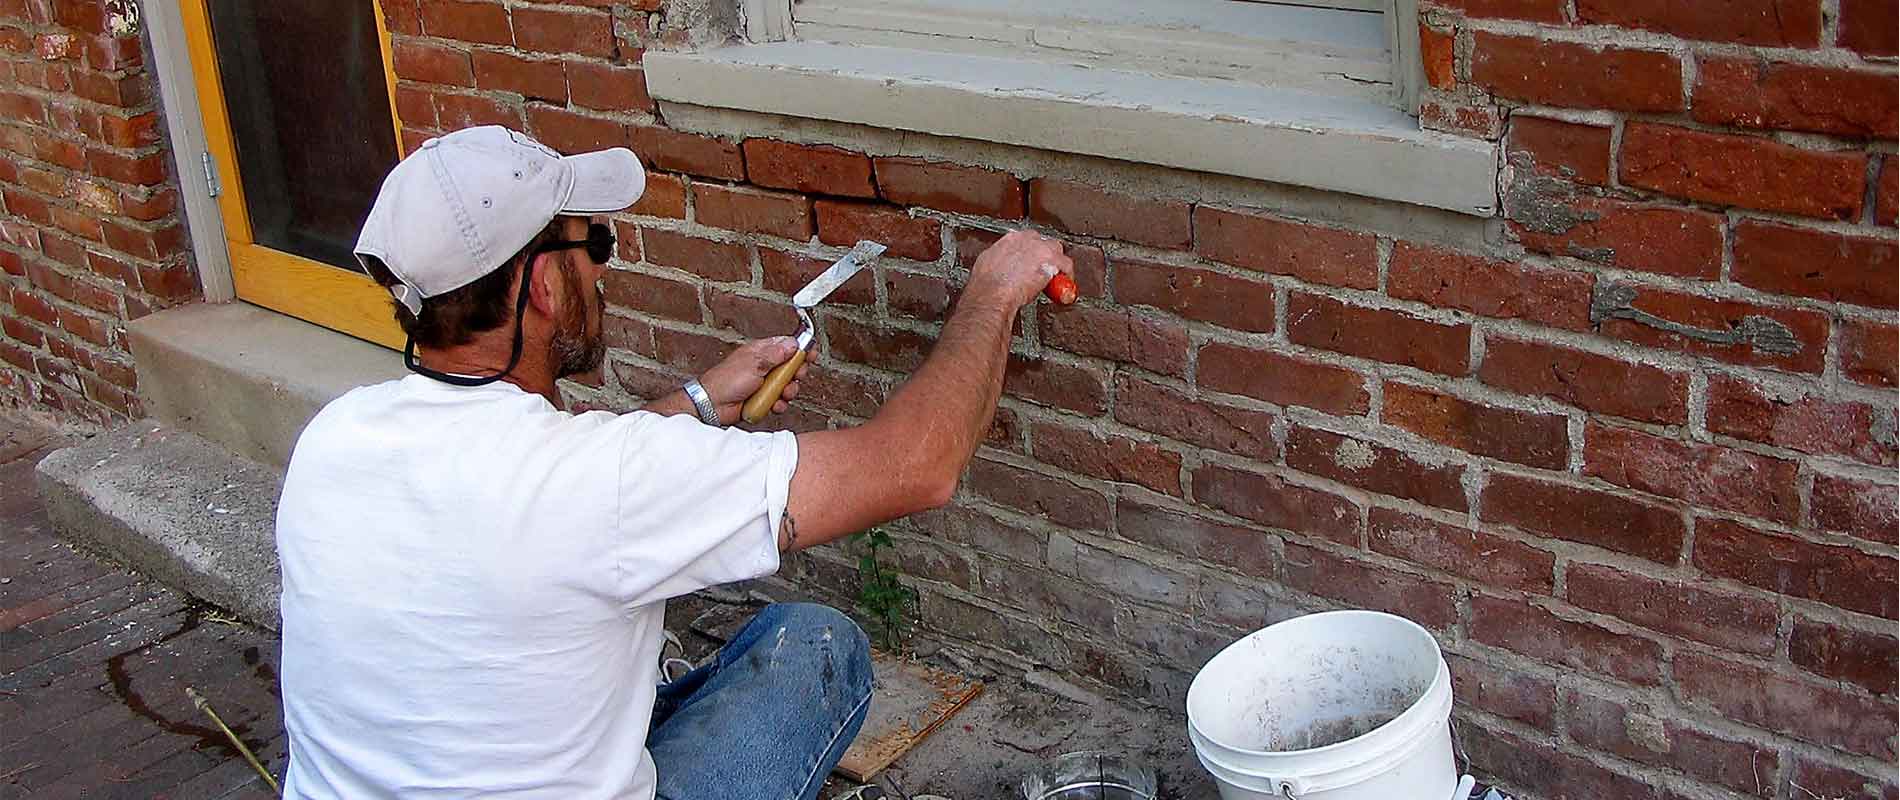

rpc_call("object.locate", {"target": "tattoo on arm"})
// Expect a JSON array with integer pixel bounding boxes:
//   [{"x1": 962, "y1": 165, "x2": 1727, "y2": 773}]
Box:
[{"x1": 781, "y1": 512, "x2": 799, "y2": 551}]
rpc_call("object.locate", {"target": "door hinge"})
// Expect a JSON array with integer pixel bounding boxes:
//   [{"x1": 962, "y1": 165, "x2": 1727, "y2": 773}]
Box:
[{"x1": 200, "y1": 151, "x2": 220, "y2": 198}]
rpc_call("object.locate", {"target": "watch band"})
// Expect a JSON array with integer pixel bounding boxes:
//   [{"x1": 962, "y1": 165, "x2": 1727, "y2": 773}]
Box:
[{"x1": 682, "y1": 378, "x2": 721, "y2": 426}]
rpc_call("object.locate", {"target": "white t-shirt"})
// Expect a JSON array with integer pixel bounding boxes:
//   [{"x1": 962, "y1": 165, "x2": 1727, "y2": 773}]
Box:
[{"x1": 275, "y1": 375, "x2": 796, "y2": 799}]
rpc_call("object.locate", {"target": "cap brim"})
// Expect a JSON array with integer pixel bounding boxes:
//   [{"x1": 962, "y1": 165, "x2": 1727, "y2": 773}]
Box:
[{"x1": 561, "y1": 148, "x2": 645, "y2": 213}]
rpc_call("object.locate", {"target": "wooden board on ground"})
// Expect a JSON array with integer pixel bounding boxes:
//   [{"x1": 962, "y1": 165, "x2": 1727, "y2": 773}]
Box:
[{"x1": 834, "y1": 650, "x2": 984, "y2": 782}]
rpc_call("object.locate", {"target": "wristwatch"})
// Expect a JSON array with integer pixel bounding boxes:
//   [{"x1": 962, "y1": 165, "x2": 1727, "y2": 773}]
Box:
[{"x1": 682, "y1": 378, "x2": 721, "y2": 426}]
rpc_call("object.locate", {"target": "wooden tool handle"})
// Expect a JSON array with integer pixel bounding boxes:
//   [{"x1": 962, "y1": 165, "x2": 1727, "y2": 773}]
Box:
[{"x1": 742, "y1": 349, "x2": 807, "y2": 424}]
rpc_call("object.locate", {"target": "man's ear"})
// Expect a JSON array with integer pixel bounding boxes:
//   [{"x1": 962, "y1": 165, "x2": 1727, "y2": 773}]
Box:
[{"x1": 524, "y1": 252, "x2": 561, "y2": 319}]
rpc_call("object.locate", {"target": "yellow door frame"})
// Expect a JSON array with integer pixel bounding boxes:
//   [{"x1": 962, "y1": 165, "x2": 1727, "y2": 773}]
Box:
[{"x1": 176, "y1": 0, "x2": 407, "y2": 350}]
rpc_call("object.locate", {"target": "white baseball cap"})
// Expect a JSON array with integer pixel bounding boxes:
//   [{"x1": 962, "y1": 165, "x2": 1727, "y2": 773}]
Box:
[{"x1": 353, "y1": 125, "x2": 645, "y2": 315}]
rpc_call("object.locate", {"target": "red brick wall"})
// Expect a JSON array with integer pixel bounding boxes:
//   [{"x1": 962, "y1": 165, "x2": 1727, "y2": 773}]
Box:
[
  {"x1": 0, "y1": 0, "x2": 197, "y2": 426},
  {"x1": 14, "y1": 0, "x2": 1897, "y2": 796}
]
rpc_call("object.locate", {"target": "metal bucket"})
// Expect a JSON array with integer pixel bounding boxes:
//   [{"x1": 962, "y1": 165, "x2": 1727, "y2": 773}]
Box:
[{"x1": 1021, "y1": 751, "x2": 1157, "y2": 800}]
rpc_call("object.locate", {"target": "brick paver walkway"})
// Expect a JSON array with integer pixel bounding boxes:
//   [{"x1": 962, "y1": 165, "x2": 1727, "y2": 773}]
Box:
[{"x1": 0, "y1": 419, "x2": 287, "y2": 799}]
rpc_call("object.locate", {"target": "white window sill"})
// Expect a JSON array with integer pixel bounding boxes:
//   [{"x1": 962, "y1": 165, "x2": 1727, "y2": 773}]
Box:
[{"x1": 643, "y1": 42, "x2": 1497, "y2": 216}]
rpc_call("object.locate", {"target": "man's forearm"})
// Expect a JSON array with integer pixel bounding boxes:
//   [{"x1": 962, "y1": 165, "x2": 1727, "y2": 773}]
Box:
[
  {"x1": 641, "y1": 389, "x2": 695, "y2": 418},
  {"x1": 876, "y1": 288, "x2": 1019, "y2": 482}
]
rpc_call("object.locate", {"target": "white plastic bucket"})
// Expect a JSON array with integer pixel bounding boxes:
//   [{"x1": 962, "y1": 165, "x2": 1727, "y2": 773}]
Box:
[{"x1": 1185, "y1": 610, "x2": 1456, "y2": 800}]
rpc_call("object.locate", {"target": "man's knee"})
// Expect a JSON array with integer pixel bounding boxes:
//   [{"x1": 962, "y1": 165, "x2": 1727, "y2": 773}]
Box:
[{"x1": 756, "y1": 603, "x2": 872, "y2": 692}]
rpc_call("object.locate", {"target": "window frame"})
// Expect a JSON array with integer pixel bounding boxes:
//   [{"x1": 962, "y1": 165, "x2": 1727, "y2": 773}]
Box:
[{"x1": 171, "y1": 0, "x2": 408, "y2": 350}]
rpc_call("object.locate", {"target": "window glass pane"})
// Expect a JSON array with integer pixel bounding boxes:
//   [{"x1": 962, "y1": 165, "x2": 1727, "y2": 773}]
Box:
[{"x1": 207, "y1": 1, "x2": 398, "y2": 271}]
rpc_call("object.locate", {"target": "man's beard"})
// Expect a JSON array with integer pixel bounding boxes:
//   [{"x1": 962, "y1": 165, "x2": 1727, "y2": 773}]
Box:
[{"x1": 551, "y1": 274, "x2": 606, "y2": 379}]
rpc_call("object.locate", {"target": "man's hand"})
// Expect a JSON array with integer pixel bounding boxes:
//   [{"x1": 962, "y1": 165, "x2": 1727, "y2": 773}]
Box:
[
  {"x1": 965, "y1": 230, "x2": 1074, "y2": 309},
  {"x1": 700, "y1": 336, "x2": 807, "y2": 425}
]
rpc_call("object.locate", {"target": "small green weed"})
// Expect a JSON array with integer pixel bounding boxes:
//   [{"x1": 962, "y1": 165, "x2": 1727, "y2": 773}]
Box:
[{"x1": 853, "y1": 529, "x2": 918, "y2": 652}]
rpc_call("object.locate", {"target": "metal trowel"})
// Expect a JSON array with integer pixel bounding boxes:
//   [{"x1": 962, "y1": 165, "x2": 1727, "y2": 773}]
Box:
[{"x1": 740, "y1": 240, "x2": 886, "y2": 423}]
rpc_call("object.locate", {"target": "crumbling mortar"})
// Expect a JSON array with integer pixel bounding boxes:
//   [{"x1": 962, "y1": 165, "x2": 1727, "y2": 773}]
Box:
[{"x1": 1565, "y1": 413, "x2": 1587, "y2": 474}]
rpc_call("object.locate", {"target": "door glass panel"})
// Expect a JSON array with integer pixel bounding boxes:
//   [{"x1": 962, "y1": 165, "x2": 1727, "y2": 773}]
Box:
[{"x1": 206, "y1": 1, "x2": 397, "y2": 271}]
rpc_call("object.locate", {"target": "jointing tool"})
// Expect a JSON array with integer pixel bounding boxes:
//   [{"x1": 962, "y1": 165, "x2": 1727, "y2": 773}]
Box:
[{"x1": 742, "y1": 240, "x2": 887, "y2": 423}]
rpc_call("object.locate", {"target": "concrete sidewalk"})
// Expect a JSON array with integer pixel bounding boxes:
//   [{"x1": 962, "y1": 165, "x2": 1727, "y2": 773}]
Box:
[{"x1": 0, "y1": 417, "x2": 287, "y2": 799}]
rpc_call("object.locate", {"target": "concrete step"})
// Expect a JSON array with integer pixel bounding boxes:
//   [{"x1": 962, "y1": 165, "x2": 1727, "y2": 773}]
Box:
[{"x1": 34, "y1": 419, "x2": 283, "y2": 630}]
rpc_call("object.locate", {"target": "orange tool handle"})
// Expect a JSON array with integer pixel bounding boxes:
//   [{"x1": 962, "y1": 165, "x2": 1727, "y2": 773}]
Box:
[
  {"x1": 1044, "y1": 273, "x2": 1078, "y2": 305},
  {"x1": 741, "y1": 349, "x2": 807, "y2": 424}
]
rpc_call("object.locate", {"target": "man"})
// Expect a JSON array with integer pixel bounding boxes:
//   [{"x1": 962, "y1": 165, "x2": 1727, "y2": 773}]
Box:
[{"x1": 275, "y1": 125, "x2": 1073, "y2": 799}]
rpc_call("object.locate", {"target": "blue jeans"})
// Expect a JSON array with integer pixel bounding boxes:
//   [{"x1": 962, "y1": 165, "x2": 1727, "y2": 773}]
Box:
[{"x1": 648, "y1": 603, "x2": 875, "y2": 800}]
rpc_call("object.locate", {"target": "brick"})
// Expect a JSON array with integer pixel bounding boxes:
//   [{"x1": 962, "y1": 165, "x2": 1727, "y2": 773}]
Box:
[
  {"x1": 1706, "y1": 375, "x2": 1895, "y2": 467},
  {"x1": 470, "y1": 50, "x2": 562, "y2": 100},
  {"x1": 1389, "y1": 243, "x2": 1594, "y2": 331},
  {"x1": 1196, "y1": 342, "x2": 1368, "y2": 415},
  {"x1": 1791, "y1": 616, "x2": 1897, "y2": 695},
  {"x1": 1031, "y1": 423, "x2": 1181, "y2": 496},
  {"x1": 1382, "y1": 383, "x2": 1567, "y2": 469},
  {"x1": 630, "y1": 126, "x2": 744, "y2": 181},
  {"x1": 1695, "y1": 517, "x2": 1897, "y2": 619},
  {"x1": 395, "y1": 85, "x2": 436, "y2": 130},
  {"x1": 84, "y1": 148, "x2": 165, "y2": 186},
  {"x1": 566, "y1": 60, "x2": 652, "y2": 112},
  {"x1": 512, "y1": 6, "x2": 612, "y2": 57},
  {"x1": 1420, "y1": 25, "x2": 1454, "y2": 88},
  {"x1": 884, "y1": 271, "x2": 950, "y2": 322},
  {"x1": 968, "y1": 458, "x2": 1111, "y2": 531},
  {"x1": 822, "y1": 315, "x2": 933, "y2": 373},
  {"x1": 761, "y1": 249, "x2": 873, "y2": 306},
  {"x1": 433, "y1": 91, "x2": 519, "y2": 130},
  {"x1": 418, "y1": 0, "x2": 511, "y2": 46},
  {"x1": 601, "y1": 269, "x2": 697, "y2": 323},
  {"x1": 33, "y1": 134, "x2": 86, "y2": 171},
  {"x1": 1731, "y1": 220, "x2": 1896, "y2": 309},
  {"x1": 392, "y1": 39, "x2": 472, "y2": 87},
  {"x1": 1287, "y1": 425, "x2": 1467, "y2": 510},
  {"x1": 1369, "y1": 508, "x2": 1554, "y2": 593},
  {"x1": 1786, "y1": 759, "x2": 1899, "y2": 800},
  {"x1": 694, "y1": 184, "x2": 812, "y2": 241},
  {"x1": 1566, "y1": 562, "x2": 1778, "y2": 653},
  {"x1": 1471, "y1": 33, "x2": 1682, "y2": 112},
  {"x1": 1472, "y1": 595, "x2": 1664, "y2": 684},
  {"x1": 1190, "y1": 465, "x2": 1362, "y2": 545},
  {"x1": 1282, "y1": 543, "x2": 1456, "y2": 629},
  {"x1": 20, "y1": 166, "x2": 70, "y2": 199},
  {"x1": 1840, "y1": 0, "x2": 1898, "y2": 55},
  {"x1": 2, "y1": 316, "x2": 42, "y2": 347},
  {"x1": 1810, "y1": 473, "x2": 1898, "y2": 545},
  {"x1": 1563, "y1": 691, "x2": 1781, "y2": 796},
  {"x1": 640, "y1": 230, "x2": 748, "y2": 282},
  {"x1": 1028, "y1": 178, "x2": 1190, "y2": 250},
  {"x1": 743, "y1": 139, "x2": 875, "y2": 198},
  {"x1": 1577, "y1": 0, "x2": 1820, "y2": 45},
  {"x1": 1506, "y1": 116, "x2": 1612, "y2": 187},
  {"x1": 626, "y1": 173, "x2": 685, "y2": 219},
  {"x1": 814, "y1": 201, "x2": 939, "y2": 261},
  {"x1": 1478, "y1": 337, "x2": 1688, "y2": 425},
  {"x1": 1287, "y1": 292, "x2": 1470, "y2": 376},
  {"x1": 1446, "y1": 654, "x2": 1556, "y2": 730},
  {"x1": 0, "y1": 89, "x2": 42, "y2": 123},
  {"x1": 873, "y1": 157, "x2": 1024, "y2": 219},
  {"x1": 651, "y1": 327, "x2": 727, "y2": 374},
  {"x1": 1675, "y1": 651, "x2": 1895, "y2": 760},
  {"x1": 2, "y1": 189, "x2": 50, "y2": 225},
  {"x1": 1003, "y1": 354, "x2": 1108, "y2": 415},
  {"x1": 1113, "y1": 374, "x2": 1276, "y2": 461},
  {"x1": 1881, "y1": 158, "x2": 1897, "y2": 227},
  {"x1": 1113, "y1": 258, "x2": 1272, "y2": 334},
  {"x1": 100, "y1": 220, "x2": 184, "y2": 261},
  {"x1": 1192, "y1": 207, "x2": 1377, "y2": 290},
  {"x1": 524, "y1": 105, "x2": 625, "y2": 155},
  {"x1": 794, "y1": 366, "x2": 885, "y2": 420},
  {"x1": 1512, "y1": 196, "x2": 1723, "y2": 280},
  {"x1": 610, "y1": 219, "x2": 642, "y2": 264},
  {"x1": 1604, "y1": 285, "x2": 1829, "y2": 374},
  {"x1": 1695, "y1": 58, "x2": 1896, "y2": 139},
  {"x1": 603, "y1": 315, "x2": 653, "y2": 358},
  {"x1": 1585, "y1": 423, "x2": 1798, "y2": 524},
  {"x1": 12, "y1": 290, "x2": 56, "y2": 326},
  {"x1": 1481, "y1": 473, "x2": 1684, "y2": 563},
  {"x1": 973, "y1": 558, "x2": 1115, "y2": 634},
  {"x1": 1117, "y1": 500, "x2": 1277, "y2": 578},
  {"x1": 70, "y1": 70, "x2": 145, "y2": 107},
  {"x1": 1619, "y1": 123, "x2": 1865, "y2": 221},
  {"x1": 1038, "y1": 305, "x2": 1188, "y2": 378},
  {"x1": 705, "y1": 289, "x2": 798, "y2": 340}
]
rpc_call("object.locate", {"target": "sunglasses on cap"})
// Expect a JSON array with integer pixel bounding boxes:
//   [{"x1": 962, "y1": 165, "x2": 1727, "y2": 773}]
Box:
[{"x1": 532, "y1": 222, "x2": 615, "y2": 265}]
